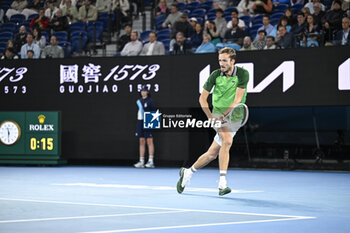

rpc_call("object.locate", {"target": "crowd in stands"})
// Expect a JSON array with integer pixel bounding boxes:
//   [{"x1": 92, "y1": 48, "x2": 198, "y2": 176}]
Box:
[{"x1": 0, "y1": 0, "x2": 349, "y2": 59}]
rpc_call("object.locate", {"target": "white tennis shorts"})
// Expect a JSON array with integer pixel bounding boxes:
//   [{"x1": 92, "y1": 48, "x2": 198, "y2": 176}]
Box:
[{"x1": 212, "y1": 113, "x2": 241, "y2": 146}]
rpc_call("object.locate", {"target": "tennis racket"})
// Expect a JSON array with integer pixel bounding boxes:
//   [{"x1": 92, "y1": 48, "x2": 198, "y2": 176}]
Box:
[{"x1": 222, "y1": 103, "x2": 249, "y2": 129}]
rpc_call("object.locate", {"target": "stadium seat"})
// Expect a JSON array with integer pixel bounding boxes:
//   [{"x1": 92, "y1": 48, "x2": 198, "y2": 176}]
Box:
[
  {"x1": 271, "y1": 12, "x2": 284, "y2": 21},
  {"x1": 186, "y1": 1, "x2": 200, "y2": 11},
  {"x1": 27, "y1": 13, "x2": 38, "y2": 22},
  {"x1": 87, "y1": 23, "x2": 103, "y2": 43},
  {"x1": 207, "y1": 15, "x2": 216, "y2": 21},
  {"x1": 206, "y1": 8, "x2": 217, "y2": 18},
  {"x1": 71, "y1": 31, "x2": 88, "y2": 53},
  {"x1": 98, "y1": 13, "x2": 115, "y2": 32},
  {"x1": 190, "y1": 8, "x2": 206, "y2": 18},
  {"x1": 240, "y1": 16, "x2": 251, "y2": 27},
  {"x1": 199, "y1": 1, "x2": 213, "y2": 11},
  {"x1": 252, "y1": 14, "x2": 263, "y2": 25},
  {"x1": 157, "y1": 35, "x2": 170, "y2": 41},
  {"x1": 53, "y1": 31, "x2": 68, "y2": 42},
  {"x1": 155, "y1": 14, "x2": 166, "y2": 25},
  {"x1": 270, "y1": 18, "x2": 279, "y2": 26},
  {"x1": 0, "y1": 22, "x2": 16, "y2": 33},
  {"x1": 140, "y1": 30, "x2": 153, "y2": 42},
  {"x1": 196, "y1": 17, "x2": 203, "y2": 25},
  {"x1": 225, "y1": 16, "x2": 232, "y2": 22},
  {"x1": 69, "y1": 21, "x2": 86, "y2": 33},
  {"x1": 157, "y1": 29, "x2": 171, "y2": 38},
  {"x1": 224, "y1": 7, "x2": 237, "y2": 16},
  {"x1": 272, "y1": 4, "x2": 289, "y2": 13},
  {"x1": 177, "y1": 2, "x2": 186, "y2": 11},
  {"x1": 160, "y1": 39, "x2": 170, "y2": 52},
  {"x1": 41, "y1": 31, "x2": 50, "y2": 43},
  {"x1": 0, "y1": 42, "x2": 7, "y2": 55},
  {"x1": 291, "y1": 3, "x2": 303, "y2": 13},
  {"x1": 58, "y1": 41, "x2": 72, "y2": 58},
  {"x1": 0, "y1": 32, "x2": 13, "y2": 42},
  {"x1": 10, "y1": 14, "x2": 25, "y2": 24}
]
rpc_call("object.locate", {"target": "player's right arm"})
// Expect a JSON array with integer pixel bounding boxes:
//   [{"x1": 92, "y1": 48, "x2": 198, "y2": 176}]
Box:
[{"x1": 199, "y1": 89, "x2": 214, "y2": 120}]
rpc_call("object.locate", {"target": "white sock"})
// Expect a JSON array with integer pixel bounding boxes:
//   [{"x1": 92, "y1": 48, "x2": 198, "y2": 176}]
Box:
[
  {"x1": 140, "y1": 157, "x2": 145, "y2": 164},
  {"x1": 219, "y1": 170, "x2": 227, "y2": 189},
  {"x1": 189, "y1": 165, "x2": 197, "y2": 174},
  {"x1": 148, "y1": 155, "x2": 154, "y2": 163}
]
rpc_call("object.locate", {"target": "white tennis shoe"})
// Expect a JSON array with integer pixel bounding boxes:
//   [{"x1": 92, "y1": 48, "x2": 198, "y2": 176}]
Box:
[
  {"x1": 134, "y1": 161, "x2": 144, "y2": 168},
  {"x1": 145, "y1": 161, "x2": 155, "y2": 168}
]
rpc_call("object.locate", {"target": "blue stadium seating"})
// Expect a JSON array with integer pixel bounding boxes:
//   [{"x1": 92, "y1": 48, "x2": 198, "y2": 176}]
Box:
[
  {"x1": 10, "y1": 14, "x2": 25, "y2": 24},
  {"x1": 140, "y1": 30, "x2": 153, "y2": 42},
  {"x1": 71, "y1": 31, "x2": 88, "y2": 53},
  {"x1": 0, "y1": 22, "x2": 16, "y2": 33},
  {"x1": 58, "y1": 41, "x2": 72, "y2": 57},
  {"x1": 186, "y1": 1, "x2": 200, "y2": 11},
  {"x1": 0, "y1": 32, "x2": 13, "y2": 43},
  {"x1": 53, "y1": 31, "x2": 68, "y2": 42}
]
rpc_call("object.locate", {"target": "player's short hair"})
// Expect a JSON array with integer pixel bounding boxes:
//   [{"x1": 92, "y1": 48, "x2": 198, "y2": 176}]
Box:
[{"x1": 219, "y1": 47, "x2": 236, "y2": 60}]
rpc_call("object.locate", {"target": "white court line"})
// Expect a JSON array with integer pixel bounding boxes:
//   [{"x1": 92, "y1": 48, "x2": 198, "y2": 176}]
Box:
[
  {"x1": 0, "y1": 210, "x2": 187, "y2": 224},
  {"x1": 51, "y1": 183, "x2": 263, "y2": 193},
  {"x1": 79, "y1": 217, "x2": 316, "y2": 233},
  {"x1": 0, "y1": 197, "x2": 315, "y2": 219}
]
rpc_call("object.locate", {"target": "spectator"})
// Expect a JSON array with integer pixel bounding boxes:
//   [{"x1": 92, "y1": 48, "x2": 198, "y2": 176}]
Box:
[
  {"x1": 189, "y1": 17, "x2": 198, "y2": 35},
  {"x1": 270, "y1": 16, "x2": 292, "y2": 37},
  {"x1": 213, "y1": 0, "x2": 229, "y2": 10},
  {"x1": 253, "y1": 30, "x2": 266, "y2": 49},
  {"x1": 304, "y1": 14, "x2": 321, "y2": 37},
  {"x1": 41, "y1": 35, "x2": 65, "y2": 58},
  {"x1": 121, "y1": 31, "x2": 143, "y2": 56},
  {"x1": 30, "y1": 8, "x2": 50, "y2": 31},
  {"x1": 204, "y1": 21, "x2": 221, "y2": 44},
  {"x1": 305, "y1": 0, "x2": 326, "y2": 14},
  {"x1": 140, "y1": 32, "x2": 166, "y2": 55},
  {"x1": 195, "y1": 34, "x2": 217, "y2": 53},
  {"x1": 156, "y1": 0, "x2": 170, "y2": 16},
  {"x1": 59, "y1": 0, "x2": 77, "y2": 9},
  {"x1": 256, "y1": 14, "x2": 274, "y2": 38},
  {"x1": 237, "y1": 0, "x2": 255, "y2": 17},
  {"x1": 240, "y1": 36, "x2": 257, "y2": 50},
  {"x1": 22, "y1": 0, "x2": 45, "y2": 20},
  {"x1": 112, "y1": 0, "x2": 131, "y2": 33},
  {"x1": 333, "y1": 17, "x2": 350, "y2": 45},
  {"x1": 20, "y1": 33, "x2": 40, "y2": 59},
  {"x1": 5, "y1": 0, "x2": 28, "y2": 20},
  {"x1": 173, "y1": 32, "x2": 192, "y2": 54},
  {"x1": 284, "y1": 8, "x2": 297, "y2": 26},
  {"x1": 45, "y1": 0, "x2": 59, "y2": 20},
  {"x1": 301, "y1": 7, "x2": 311, "y2": 18},
  {"x1": 264, "y1": 35, "x2": 276, "y2": 49},
  {"x1": 275, "y1": 25, "x2": 295, "y2": 48},
  {"x1": 214, "y1": 8, "x2": 227, "y2": 39},
  {"x1": 291, "y1": 12, "x2": 306, "y2": 39},
  {"x1": 322, "y1": 0, "x2": 345, "y2": 33},
  {"x1": 26, "y1": 49, "x2": 35, "y2": 59},
  {"x1": 191, "y1": 22, "x2": 203, "y2": 48},
  {"x1": 252, "y1": 0, "x2": 273, "y2": 14},
  {"x1": 79, "y1": 0, "x2": 98, "y2": 23},
  {"x1": 62, "y1": 0, "x2": 79, "y2": 24},
  {"x1": 50, "y1": 9, "x2": 69, "y2": 32},
  {"x1": 171, "y1": 13, "x2": 192, "y2": 39},
  {"x1": 1, "y1": 48, "x2": 19, "y2": 60},
  {"x1": 6, "y1": 40, "x2": 15, "y2": 50},
  {"x1": 13, "y1": 26, "x2": 28, "y2": 54},
  {"x1": 162, "y1": 3, "x2": 182, "y2": 29},
  {"x1": 96, "y1": 0, "x2": 112, "y2": 15},
  {"x1": 117, "y1": 24, "x2": 132, "y2": 51},
  {"x1": 313, "y1": 2, "x2": 325, "y2": 27},
  {"x1": 223, "y1": 16, "x2": 246, "y2": 45},
  {"x1": 32, "y1": 27, "x2": 46, "y2": 51},
  {"x1": 226, "y1": 9, "x2": 246, "y2": 30}
]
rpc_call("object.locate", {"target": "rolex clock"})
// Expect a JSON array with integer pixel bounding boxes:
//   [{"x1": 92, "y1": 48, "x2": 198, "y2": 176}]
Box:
[{"x1": 0, "y1": 120, "x2": 21, "y2": 145}]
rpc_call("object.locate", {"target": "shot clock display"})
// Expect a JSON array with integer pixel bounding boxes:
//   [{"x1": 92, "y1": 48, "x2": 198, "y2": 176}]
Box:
[{"x1": 0, "y1": 112, "x2": 61, "y2": 163}]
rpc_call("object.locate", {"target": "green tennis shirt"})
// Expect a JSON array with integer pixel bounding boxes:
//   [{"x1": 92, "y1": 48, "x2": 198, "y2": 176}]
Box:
[{"x1": 203, "y1": 66, "x2": 249, "y2": 115}]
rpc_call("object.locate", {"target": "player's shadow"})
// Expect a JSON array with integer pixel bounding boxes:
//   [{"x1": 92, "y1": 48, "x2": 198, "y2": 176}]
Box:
[{"x1": 182, "y1": 193, "x2": 315, "y2": 212}]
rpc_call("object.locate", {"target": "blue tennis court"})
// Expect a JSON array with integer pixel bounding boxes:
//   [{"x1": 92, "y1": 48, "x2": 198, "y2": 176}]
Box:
[{"x1": 0, "y1": 166, "x2": 349, "y2": 233}]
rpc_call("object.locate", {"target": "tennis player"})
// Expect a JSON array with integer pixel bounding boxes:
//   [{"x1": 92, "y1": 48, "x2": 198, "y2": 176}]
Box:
[
  {"x1": 177, "y1": 47, "x2": 249, "y2": 196},
  {"x1": 134, "y1": 85, "x2": 156, "y2": 168}
]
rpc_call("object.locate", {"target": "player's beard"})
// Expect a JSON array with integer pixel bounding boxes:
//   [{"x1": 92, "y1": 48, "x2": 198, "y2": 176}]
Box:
[{"x1": 221, "y1": 65, "x2": 233, "y2": 75}]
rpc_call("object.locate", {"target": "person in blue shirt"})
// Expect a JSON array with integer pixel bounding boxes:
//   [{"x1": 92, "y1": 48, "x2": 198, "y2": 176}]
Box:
[
  {"x1": 195, "y1": 34, "x2": 217, "y2": 53},
  {"x1": 134, "y1": 85, "x2": 156, "y2": 168}
]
